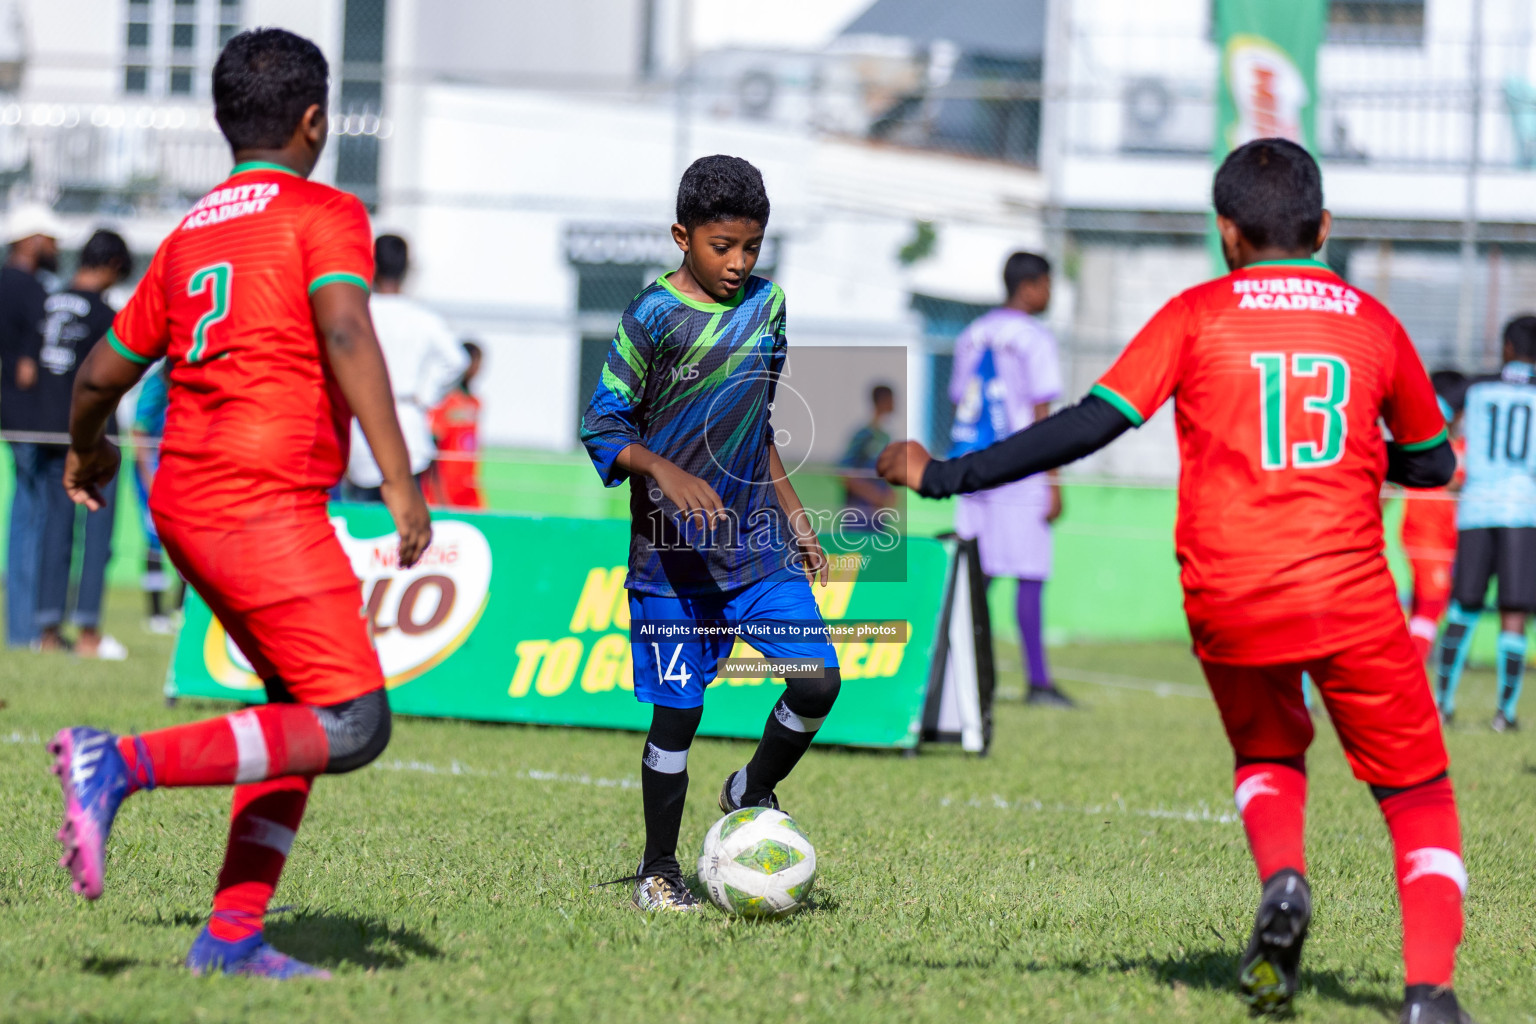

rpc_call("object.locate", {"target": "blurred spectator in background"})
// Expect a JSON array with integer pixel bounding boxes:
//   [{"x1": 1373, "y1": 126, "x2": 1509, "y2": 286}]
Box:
[
  {"x1": 1, "y1": 203, "x2": 62, "y2": 648},
  {"x1": 949, "y1": 251, "x2": 1072, "y2": 707},
  {"x1": 426, "y1": 339, "x2": 485, "y2": 509},
  {"x1": 343, "y1": 234, "x2": 468, "y2": 502},
  {"x1": 838, "y1": 383, "x2": 896, "y2": 529},
  {"x1": 132, "y1": 361, "x2": 181, "y2": 634},
  {"x1": 34, "y1": 229, "x2": 132, "y2": 658}
]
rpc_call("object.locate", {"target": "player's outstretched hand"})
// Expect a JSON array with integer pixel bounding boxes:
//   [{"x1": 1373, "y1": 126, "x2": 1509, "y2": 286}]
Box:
[
  {"x1": 382, "y1": 477, "x2": 433, "y2": 569},
  {"x1": 64, "y1": 438, "x2": 122, "y2": 512},
  {"x1": 650, "y1": 460, "x2": 728, "y2": 531},
  {"x1": 876, "y1": 440, "x2": 932, "y2": 492}
]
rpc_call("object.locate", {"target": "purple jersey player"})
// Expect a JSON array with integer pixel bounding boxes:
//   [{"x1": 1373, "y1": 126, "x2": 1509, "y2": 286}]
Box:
[{"x1": 948, "y1": 252, "x2": 1073, "y2": 707}]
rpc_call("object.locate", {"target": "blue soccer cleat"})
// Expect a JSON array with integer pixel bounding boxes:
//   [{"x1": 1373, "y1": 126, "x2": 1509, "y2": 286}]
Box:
[
  {"x1": 186, "y1": 927, "x2": 332, "y2": 980},
  {"x1": 48, "y1": 726, "x2": 131, "y2": 900}
]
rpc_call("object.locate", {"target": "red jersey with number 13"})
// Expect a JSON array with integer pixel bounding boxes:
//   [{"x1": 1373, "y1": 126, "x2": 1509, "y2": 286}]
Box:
[
  {"x1": 1091, "y1": 260, "x2": 1446, "y2": 664},
  {"x1": 107, "y1": 161, "x2": 374, "y2": 529}
]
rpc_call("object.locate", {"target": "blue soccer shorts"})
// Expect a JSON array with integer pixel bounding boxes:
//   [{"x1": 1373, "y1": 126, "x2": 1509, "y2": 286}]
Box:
[{"x1": 629, "y1": 577, "x2": 839, "y2": 709}]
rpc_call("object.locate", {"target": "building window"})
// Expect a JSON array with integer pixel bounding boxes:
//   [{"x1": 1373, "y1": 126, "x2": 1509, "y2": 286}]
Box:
[
  {"x1": 122, "y1": 0, "x2": 242, "y2": 98},
  {"x1": 1328, "y1": 0, "x2": 1425, "y2": 44}
]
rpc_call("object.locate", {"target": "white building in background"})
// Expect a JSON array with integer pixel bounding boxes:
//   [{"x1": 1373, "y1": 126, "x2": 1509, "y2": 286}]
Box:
[{"x1": 1, "y1": 0, "x2": 1049, "y2": 455}]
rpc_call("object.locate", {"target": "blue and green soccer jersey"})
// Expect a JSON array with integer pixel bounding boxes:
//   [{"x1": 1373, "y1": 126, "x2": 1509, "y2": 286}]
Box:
[
  {"x1": 581, "y1": 274, "x2": 800, "y2": 596},
  {"x1": 1459, "y1": 362, "x2": 1536, "y2": 529}
]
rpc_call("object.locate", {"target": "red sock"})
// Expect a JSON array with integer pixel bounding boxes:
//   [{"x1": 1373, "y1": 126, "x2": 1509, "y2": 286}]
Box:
[
  {"x1": 1380, "y1": 777, "x2": 1465, "y2": 987},
  {"x1": 1408, "y1": 616, "x2": 1438, "y2": 664},
  {"x1": 1234, "y1": 761, "x2": 1307, "y2": 881},
  {"x1": 208, "y1": 775, "x2": 314, "y2": 941},
  {"x1": 117, "y1": 705, "x2": 329, "y2": 790}
]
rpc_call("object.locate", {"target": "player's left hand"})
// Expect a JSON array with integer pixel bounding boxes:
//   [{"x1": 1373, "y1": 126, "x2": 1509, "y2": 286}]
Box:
[
  {"x1": 876, "y1": 440, "x2": 931, "y2": 492},
  {"x1": 794, "y1": 526, "x2": 829, "y2": 587},
  {"x1": 382, "y1": 477, "x2": 434, "y2": 569},
  {"x1": 1047, "y1": 483, "x2": 1064, "y2": 523},
  {"x1": 64, "y1": 438, "x2": 122, "y2": 512}
]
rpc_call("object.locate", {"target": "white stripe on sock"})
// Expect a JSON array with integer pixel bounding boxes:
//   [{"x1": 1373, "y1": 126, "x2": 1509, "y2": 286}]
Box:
[
  {"x1": 1409, "y1": 616, "x2": 1438, "y2": 642},
  {"x1": 642, "y1": 743, "x2": 689, "y2": 774},
  {"x1": 239, "y1": 815, "x2": 296, "y2": 856},
  {"x1": 1233, "y1": 773, "x2": 1279, "y2": 814},
  {"x1": 774, "y1": 700, "x2": 825, "y2": 734},
  {"x1": 1403, "y1": 847, "x2": 1468, "y2": 895},
  {"x1": 228, "y1": 710, "x2": 269, "y2": 784}
]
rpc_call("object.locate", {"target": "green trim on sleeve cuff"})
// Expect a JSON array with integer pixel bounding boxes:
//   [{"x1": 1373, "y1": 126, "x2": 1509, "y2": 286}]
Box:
[
  {"x1": 1089, "y1": 383, "x2": 1146, "y2": 427},
  {"x1": 307, "y1": 272, "x2": 371, "y2": 296},
  {"x1": 1397, "y1": 427, "x2": 1449, "y2": 452},
  {"x1": 106, "y1": 327, "x2": 153, "y2": 365}
]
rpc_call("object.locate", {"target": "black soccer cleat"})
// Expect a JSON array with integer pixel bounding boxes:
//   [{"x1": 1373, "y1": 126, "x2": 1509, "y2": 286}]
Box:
[
  {"x1": 1400, "y1": 985, "x2": 1475, "y2": 1024},
  {"x1": 718, "y1": 769, "x2": 779, "y2": 815},
  {"x1": 1238, "y1": 868, "x2": 1312, "y2": 1014},
  {"x1": 1026, "y1": 685, "x2": 1077, "y2": 708},
  {"x1": 632, "y1": 868, "x2": 703, "y2": 913}
]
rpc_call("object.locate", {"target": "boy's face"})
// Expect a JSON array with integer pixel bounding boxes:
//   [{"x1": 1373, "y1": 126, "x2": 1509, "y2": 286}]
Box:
[
  {"x1": 671, "y1": 218, "x2": 764, "y2": 302},
  {"x1": 1014, "y1": 275, "x2": 1051, "y2": 315}
]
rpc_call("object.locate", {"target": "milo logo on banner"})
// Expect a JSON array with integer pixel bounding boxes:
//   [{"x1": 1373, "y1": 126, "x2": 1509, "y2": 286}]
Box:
[
  {"x1": 1224, "y1": 34, "x2": 1308, "y2": 148},
  {"x1": 201, "y1": 518, "x2": 492, "y2": 689}
]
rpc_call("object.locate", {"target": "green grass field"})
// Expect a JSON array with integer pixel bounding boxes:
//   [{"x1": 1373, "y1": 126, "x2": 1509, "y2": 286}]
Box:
[{"x1": 2, "y1": 597, "x2": 1534, "y2": 1023}]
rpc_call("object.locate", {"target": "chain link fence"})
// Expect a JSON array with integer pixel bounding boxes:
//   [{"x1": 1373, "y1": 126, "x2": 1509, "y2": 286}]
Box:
[{"x1": 1, "y1": 0, "x2": 1533, "y2": 474}]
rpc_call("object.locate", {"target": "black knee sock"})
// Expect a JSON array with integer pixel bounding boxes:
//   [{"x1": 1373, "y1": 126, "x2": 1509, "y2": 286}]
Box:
[
  {"x1": 737, "y1": 669, "x2": 841, "y2": 807},
  {"x1": 639, "y1": 704, "x2": 702, "y2": 876}
]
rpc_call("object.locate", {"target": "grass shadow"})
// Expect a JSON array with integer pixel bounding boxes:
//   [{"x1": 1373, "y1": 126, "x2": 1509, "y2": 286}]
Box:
[
  {"x1": 132, "y1": 908, "x2": 443, "y2": 971},
  {"x1": 1054, "y1": 947, "x2": 1398, "y2": 1016},
  {"x1": 80, "y1": 955, "x2": 140, "y2": 977},
  {"x1": 264, "y1": 912, "x2": 444, "y2": 971}
]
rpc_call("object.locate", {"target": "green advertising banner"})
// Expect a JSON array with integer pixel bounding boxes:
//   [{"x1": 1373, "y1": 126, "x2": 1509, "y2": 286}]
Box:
[
  {"x1": 1210, "y1": 0, "x2": 1328, "y2": 267},
  {"x1": 167, "y1": 506, "x2": 950, "y2": 749}
]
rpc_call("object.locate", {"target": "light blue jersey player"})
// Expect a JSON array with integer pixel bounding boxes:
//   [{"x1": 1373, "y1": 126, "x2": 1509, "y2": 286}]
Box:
[{"x1": 1435, "y1": 316, "x2": 1536, "y2": 731}]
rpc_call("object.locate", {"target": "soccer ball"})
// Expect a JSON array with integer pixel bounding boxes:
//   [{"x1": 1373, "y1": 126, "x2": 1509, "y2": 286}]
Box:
[{"x1": 697, "y1": 807, "x2": 816, "y2": 918}]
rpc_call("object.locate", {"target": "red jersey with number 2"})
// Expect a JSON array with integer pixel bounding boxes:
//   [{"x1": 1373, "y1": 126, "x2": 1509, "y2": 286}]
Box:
[
  {"x1": 108, "y1": 162, "x2": 374, "y2": 529},
  {"x1": 1092, "y1": 261, "x2": 1446, "y2": 664}
]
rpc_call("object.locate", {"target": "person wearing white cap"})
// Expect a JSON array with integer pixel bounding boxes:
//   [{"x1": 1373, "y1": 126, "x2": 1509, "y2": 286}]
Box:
[{"x1": 2, "y1": 201, "x2": 62, "y2": 647}]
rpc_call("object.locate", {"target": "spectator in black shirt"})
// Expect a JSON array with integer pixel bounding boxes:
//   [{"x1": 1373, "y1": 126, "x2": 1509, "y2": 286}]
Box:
[
  {"x1": 1, "y1": 203, "x2": 61, "y2": 648},
  {"x1": 35, "y1": 230, "x2": 132, "y2": 658}
]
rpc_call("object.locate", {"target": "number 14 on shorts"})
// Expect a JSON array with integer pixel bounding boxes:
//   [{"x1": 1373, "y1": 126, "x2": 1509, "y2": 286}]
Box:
[{"x1": 652, "y1": 643, "x2": 694, "y2": 691}]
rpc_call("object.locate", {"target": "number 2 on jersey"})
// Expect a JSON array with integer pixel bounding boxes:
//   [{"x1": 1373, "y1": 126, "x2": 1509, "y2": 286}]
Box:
[
  {"x1": 187, "y1": 262, "x2": 233, "y2": 363},
  {"x1": 1251, "y1": 353, "x2": 1351, "y2": 470}
]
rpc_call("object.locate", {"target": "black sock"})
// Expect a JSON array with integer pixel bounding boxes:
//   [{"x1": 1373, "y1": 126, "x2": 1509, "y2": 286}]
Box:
[
  {"x1": 738, "y1": 669, "x2": 841, "y2": 807},
  {"x1": 639, "y1": 704, "x2": 702, "y2": 876}
]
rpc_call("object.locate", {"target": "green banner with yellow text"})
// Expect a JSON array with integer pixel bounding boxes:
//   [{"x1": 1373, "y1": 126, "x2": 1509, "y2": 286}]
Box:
[
  {"x1": 167, "y1": 506, "x2": 949, "y2": 748},
  {"x1": 1210, "y1": 0, "x2": 1327, "y2": 269}
]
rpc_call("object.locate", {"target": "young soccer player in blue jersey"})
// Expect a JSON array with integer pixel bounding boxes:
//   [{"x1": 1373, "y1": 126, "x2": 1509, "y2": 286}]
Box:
[
  {"x1": 581, "y1": 155, "x2": 840, "y2": 911},
  {"x1": 1436, "y1": 315, "x2": 1536, "y2": 731}
]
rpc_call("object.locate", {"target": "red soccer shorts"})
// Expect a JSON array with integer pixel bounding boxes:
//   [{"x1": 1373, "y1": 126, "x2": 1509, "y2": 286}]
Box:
[
  {"x1": 155, "y1": 508, "x2": 383, "y2": 705},
  {"x1": 1200, "y1": 625, "x2": 1448, "y2": 790}
]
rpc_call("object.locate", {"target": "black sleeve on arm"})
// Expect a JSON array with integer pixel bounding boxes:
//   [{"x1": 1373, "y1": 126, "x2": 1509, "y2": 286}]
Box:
[
  {"x1": 918, "y1": 394, "x2": 1136, "y2": 499},
  {"x1": 1385, "y1": 438, "x2": 1455, "y2": 489}
]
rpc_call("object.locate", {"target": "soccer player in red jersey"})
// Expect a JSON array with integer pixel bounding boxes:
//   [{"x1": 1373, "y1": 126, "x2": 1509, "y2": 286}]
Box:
[
  {"x1": 879, "y1": 140, "x2": 1472, "y2": 1024},
  {"x1": 1400, "y1": 372, "x2": 1467, "y2": 664},
  {"x1": 47, "y1": 29, "x2": 432, "y2": 979}
]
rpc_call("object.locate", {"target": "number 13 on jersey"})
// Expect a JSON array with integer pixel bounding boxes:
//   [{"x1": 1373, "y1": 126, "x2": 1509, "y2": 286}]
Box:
[{"x1": 1251, "y1": 352, "x2": 1351, "y2": 471}]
